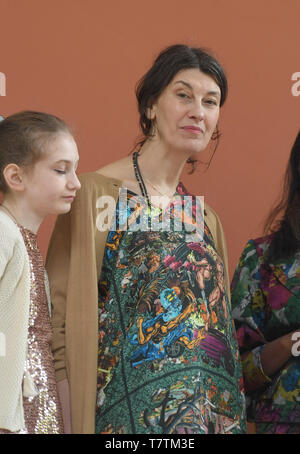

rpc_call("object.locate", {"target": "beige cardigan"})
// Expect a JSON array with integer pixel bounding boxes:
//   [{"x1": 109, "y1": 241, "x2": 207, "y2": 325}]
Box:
[
  {"x1": 46, "y1": 172, "x2": 230, "y2": 434},
  {"x1": 0, "y1": 211, "x2": 45, "y2": 432}
]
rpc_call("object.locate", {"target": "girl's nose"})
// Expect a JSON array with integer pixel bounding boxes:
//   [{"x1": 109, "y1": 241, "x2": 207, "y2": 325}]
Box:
[{"x1": 68, "y1": 172, "x2": 81, "y2": 190}]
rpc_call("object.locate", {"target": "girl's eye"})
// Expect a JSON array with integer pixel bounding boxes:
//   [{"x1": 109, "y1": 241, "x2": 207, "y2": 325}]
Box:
[{"x1": 55, "y1": 169, "x2": 66, "y2": 174}]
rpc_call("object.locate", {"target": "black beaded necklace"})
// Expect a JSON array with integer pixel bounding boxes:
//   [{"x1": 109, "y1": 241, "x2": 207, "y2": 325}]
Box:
[{"x1": 132, "y1": 151, "x2": 150, "y2": 207}]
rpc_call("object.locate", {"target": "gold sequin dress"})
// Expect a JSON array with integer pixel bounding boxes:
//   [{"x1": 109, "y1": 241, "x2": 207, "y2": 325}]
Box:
[{"x1": 16, "y1": 226, "x2": 64, "y2": 434}]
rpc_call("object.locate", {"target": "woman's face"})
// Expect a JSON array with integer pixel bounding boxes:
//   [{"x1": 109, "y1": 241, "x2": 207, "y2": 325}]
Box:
[{"x1": 149, "y1": 68, "x2": 221, "y2": 155}]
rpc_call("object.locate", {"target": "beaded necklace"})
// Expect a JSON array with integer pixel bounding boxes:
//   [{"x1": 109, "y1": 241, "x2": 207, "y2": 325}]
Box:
[
  {"x1": 132, "y1": 151, "x2": 150, "y2": 207},
  {"x1": 132, "y1": 151, "x2": 177, "y2": 203}
]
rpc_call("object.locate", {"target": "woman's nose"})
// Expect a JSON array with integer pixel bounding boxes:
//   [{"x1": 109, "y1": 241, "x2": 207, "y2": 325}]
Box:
[{"x1": 188, "y1": 101, "x2": 205, "y2": 121}]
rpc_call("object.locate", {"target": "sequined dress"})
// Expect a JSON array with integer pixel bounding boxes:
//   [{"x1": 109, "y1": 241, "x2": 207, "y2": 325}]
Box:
[{"x1": 4, "y1": 226, "x2": 64, "y2": 434}]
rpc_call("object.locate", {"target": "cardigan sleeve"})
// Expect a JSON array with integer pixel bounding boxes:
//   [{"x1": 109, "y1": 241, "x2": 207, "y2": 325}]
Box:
[
  {"x1": 204, "y1": 204, "x2": 231, "y2": 304},
  {"x1": 0, "y1": 220, "x2": 31, "y2": 432},
  {"x1": 45, "y1": 208, "x2": 71, "y2": 382},
  {"x1": 46, "y1": 173, "x2": 119, "y2": 385},
  {"x1": 231, "y1": 240, "x2": 272, "y2": 393},
  {"x1": 46, "y1": 173, "x2": 122, "y2": 433}
]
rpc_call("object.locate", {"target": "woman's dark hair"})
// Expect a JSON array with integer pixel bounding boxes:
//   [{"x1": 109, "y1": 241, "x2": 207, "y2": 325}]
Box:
[
  {"x1": 135, "y1": 44, "x2": 228, "y2": 172},
  {"x1": 0, "y1": 111, "x2": 72, "y2": 193},
  {"x1": 264, "y1": 131, "x2": 300, "y2": 262}
]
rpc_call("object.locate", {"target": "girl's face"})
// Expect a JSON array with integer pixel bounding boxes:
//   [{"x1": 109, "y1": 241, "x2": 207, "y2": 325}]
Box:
[
  {"x1": 150, "y1": 68, "x2": 221, "y2": 155},
  {"x1": 22, "y1": 132, "x2": 81, "y2": 216}
]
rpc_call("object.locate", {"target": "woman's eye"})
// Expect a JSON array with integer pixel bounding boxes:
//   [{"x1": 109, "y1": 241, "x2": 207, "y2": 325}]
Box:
[
  {"x1": 177, "y1": 92, "x2": 190, "y2": 99},
  {"x1": 205, "y1": 99, "x2": 218, "y2": 106},
  {"x1": 55, "y1": 169, "x2": 66, "y2": 174}
]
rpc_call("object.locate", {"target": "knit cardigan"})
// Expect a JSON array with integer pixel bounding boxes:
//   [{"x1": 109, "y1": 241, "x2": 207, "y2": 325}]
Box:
[
  {"x1": 0, "y1": 211, "x2": 50, "y2": 432},
  {"x1": 46, "y1": 172, "x2": 231, "y2": 434}
]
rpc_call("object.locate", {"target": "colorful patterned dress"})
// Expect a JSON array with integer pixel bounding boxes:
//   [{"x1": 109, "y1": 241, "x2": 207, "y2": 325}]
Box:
[
  {"x1": 95, "y1": 184, "x2": 246, "y2": 434},
  {"x1": 231, "y1": 236, "x2": 300, "y2": 434}
]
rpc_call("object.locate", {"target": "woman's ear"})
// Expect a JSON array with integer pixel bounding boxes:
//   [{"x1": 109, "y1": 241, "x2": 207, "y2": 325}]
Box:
[{"x1": 2, "y1": 163, "x2": 26, "y2": 192}]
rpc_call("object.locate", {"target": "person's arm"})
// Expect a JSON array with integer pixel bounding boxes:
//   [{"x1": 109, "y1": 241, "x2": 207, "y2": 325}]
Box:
[
  {"x1": 260, "y1": 330, "x2": 300, "y2": 377},
  {"x1": 46, "y1": 206, "x2": 72, "y2": 431},
  {"x1": 204, "y1": 205, "x2": 231, "y2": 302},
  {"x1": 46, "y1": 210, "x2": 71, "y2": 383},
  {"x1": 231, "y1": 240, "x2": 273, "y2": 392},
  {"x1": 0, "y1": 221, "x2": 31, "y2": 432},
  {"x1": 232, "y1": 240, "x2": 300, "y2": 391}
]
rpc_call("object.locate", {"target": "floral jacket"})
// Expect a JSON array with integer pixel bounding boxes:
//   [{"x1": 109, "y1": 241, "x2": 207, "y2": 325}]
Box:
[{"x1": 231, "y1": 236, "x2": 300, "y2": 423}]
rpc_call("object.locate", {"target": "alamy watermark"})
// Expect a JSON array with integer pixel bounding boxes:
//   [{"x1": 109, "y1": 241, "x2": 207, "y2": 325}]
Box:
[
  {"x1": 0, "y1": 72, "x2": 6, "y2": 96},
  {"x1": 291, "y1": 72, "x2": 300, "y2": 97},
  {"x1": 291, "y1": 331, "x2": 300, "y2": 357},
  {"x1": 0, "y1": 332, "x2": 6, "y2": 357},
  {"x1": 96, "y1": 189, "x2": 204, "y2": 242}
]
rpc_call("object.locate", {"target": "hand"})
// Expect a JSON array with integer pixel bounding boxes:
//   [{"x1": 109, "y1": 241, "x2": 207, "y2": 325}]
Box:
[{"x1": 261, "y1": 330, "x2": 300, "y2": 377}]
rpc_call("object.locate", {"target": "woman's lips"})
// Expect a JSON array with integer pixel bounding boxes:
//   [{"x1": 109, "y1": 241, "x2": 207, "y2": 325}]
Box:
[{"x1": 182, "y1": 126, "x2": 204, "y2": 134}]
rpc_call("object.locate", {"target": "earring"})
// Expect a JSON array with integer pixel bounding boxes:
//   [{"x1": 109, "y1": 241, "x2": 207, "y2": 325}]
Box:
[
  {"x1": 149, "y1": 118, "x2": 157, "y2": 138},
  {"x1": 211, "y1": 124, "x2": 221, "y2": 141}
]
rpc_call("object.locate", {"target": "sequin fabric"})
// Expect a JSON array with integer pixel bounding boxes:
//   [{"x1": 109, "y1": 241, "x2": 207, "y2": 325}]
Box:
[{"x1": 1, "y1": 226, "x2": 64, "y2": 434}]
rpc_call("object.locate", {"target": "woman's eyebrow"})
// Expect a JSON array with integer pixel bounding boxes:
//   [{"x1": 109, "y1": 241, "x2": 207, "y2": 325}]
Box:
[
  {"x1": 207, "y1": 90, "x2": 221, "y2": 98},
  {"x1": 174, "y1": 80, "x2": 221, "y2": 98},
  {"x1": 174, "y1": 80, "x2": 193, "y2": 89}
]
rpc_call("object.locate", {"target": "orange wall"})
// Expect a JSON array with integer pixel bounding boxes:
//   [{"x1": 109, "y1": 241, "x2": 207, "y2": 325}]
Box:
[{"x1": 1, "y1": 0, "x2": 300, "y2": 280}]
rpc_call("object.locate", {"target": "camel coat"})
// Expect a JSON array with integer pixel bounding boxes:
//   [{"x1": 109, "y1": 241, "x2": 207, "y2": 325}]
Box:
[{"x1": 46, "y1": 172, "x2": 231, "y2": 434}]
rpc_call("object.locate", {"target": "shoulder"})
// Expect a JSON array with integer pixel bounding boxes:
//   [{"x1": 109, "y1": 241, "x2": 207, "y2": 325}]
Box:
[
  {"x1": 234, "y1": 236, "x2": 272, "y2": 274},
  {"x1": 204, "y1": 202, "x2": 228, "y2": 260},
  {"x1": 0, "y1": 211, "x2": 23, "y2": 245},
  {"x1": 74, "y1": 156, "x2": 135, "y2": 205},
  {"x1": 96, "y1": 156, "x2": 133, "y2": 181},
  {"x1": 241, "y1": 235, "x2": 272, "y2": 259},
  {"x1": 78, "y1": 171, "x2": 122, "y2": 190},
  {"x1": 0, "y1": 212, "x2": 27, "y2": 274},
  {"x1": 72, "y1": 172, "x2": 122, "y2": 209},
  {"x1": 204, "y1": 202, "x2": 225, "y2": 246},
  {"x1": 204, "y1": 203, "x2": 221, "y2": 225}
]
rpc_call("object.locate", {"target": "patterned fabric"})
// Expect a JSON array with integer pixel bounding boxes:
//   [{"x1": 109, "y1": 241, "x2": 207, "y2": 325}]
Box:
[
  {"x1": 231, "y1": 236, "x2": 300, "y2": 426},
  {"x1": 95, "y1": 184, "x2": 246, "y2": 434},
  {"x1": 255, "y1": 422, "x2": 300, "y2": 434}
]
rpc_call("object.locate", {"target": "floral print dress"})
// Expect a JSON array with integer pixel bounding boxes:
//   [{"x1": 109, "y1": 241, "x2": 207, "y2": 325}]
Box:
[
  {"x1": 231, "y1": 236, "x2": 300, "y2": 434},
  {"x1": 95, "y1": 184, "x2": 246, "y2": 434}
]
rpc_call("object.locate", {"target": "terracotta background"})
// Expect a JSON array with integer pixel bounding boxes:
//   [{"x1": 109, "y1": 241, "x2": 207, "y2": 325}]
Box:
[
  {"x1": 1, "y1": 0, "x2": 300, "y2": 434},
  {"x1": 1, "y1": 0, "x2": 300, "y2": 274}
]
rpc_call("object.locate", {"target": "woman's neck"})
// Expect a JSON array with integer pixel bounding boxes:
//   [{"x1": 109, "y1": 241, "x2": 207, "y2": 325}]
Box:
[
  {"x1": 0, "y1": 196, "x2": 43, "y2": 234},
  {"x1": 138, "y1": 139, "x2": 189, "y2": 192}
]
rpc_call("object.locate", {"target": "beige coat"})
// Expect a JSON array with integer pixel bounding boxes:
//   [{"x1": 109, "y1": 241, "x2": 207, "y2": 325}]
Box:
[
  {"x1": 0, "y1": 211, "x2": 51, "y2": 432},
  {"x1": 46, "y1": 172, "x2": 231, "y2": 434}
]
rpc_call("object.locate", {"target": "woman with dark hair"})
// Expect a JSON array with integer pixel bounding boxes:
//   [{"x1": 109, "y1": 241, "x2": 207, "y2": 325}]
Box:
[
  {"x1": 46, "y1": 44, "x2": 246, "y2": 434},
  {"x1": 231, "y1": 131, "x2": 300, "y2": 434}
]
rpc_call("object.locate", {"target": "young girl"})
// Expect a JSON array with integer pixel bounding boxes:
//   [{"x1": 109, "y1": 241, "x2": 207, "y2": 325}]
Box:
[{"x1": 0, "y1": 111, "x2": 80, "y2": 434}]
